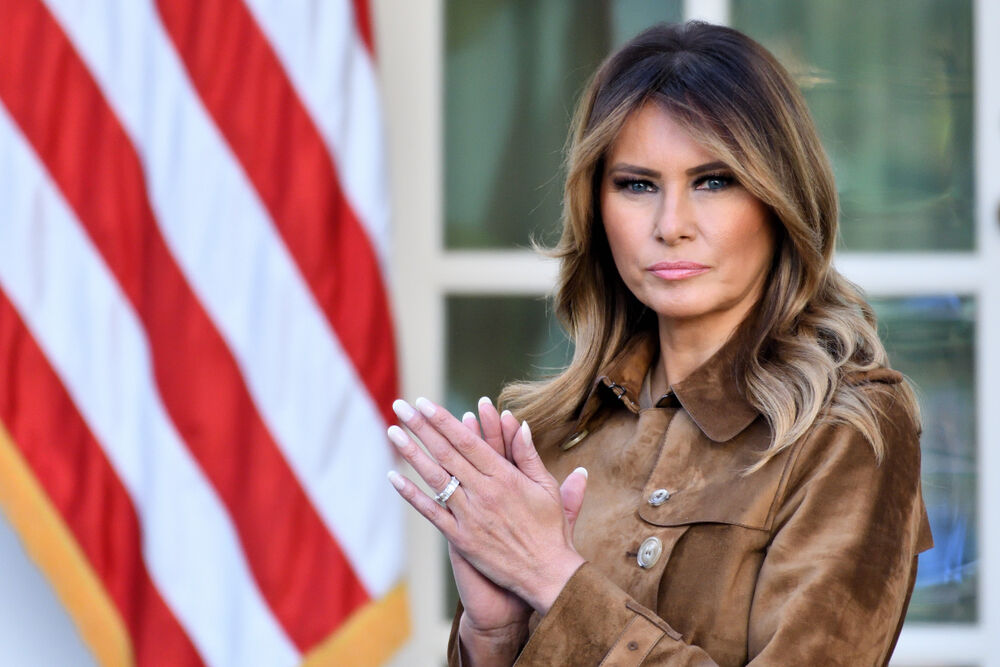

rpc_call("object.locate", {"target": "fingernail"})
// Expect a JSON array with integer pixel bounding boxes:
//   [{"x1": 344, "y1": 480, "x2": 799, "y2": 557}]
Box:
[
  {"x1": 462, "y1": 411, "x2": 476, "y2": 423},
  {"x1": 521, "y1": 421, "x2": 533, "y2": 447},
  {"x1": 392, "y1": 399, "x2": 415, "y2": 421},
  {"x1": 573, "y1": 466, "x2": 588, "y2": 479},
  {"x1": 387, "y1": 470, "x2": 405, "y2": 490},
  {"x1": 478, "y1": 396, "x2": 493, "y2": 408},
  {"x1": 387, "y1": 425, "x2": 408, "y2": 447},
  {"x1": 501, "y1": 409, "x2": 513, "y2": 420},
  {"x1": 415, "y1": 396, "x2": 437, "y2": 418}
]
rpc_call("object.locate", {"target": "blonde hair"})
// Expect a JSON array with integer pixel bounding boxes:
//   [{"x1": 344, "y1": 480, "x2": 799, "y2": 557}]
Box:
[{"x1": 500, "y1": 21, "x2": 918, "y2": 466}]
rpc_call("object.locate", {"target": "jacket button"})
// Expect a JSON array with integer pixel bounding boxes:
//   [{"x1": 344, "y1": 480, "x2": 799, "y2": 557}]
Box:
[
  {"x1": 648, "y1": 488, "x2": 670, "y2": 506},
  {"x1": 637, "y1": 536, "x2": 663, "y2": 569}
]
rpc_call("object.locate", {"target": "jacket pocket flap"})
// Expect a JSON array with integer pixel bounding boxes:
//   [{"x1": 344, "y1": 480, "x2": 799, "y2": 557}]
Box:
[
  {"x1": 637, "y1": 415, "x2": 792, "y2": 531},
  {"x1": 638, "y1": 477, "x2": 778, "y2": 530}
]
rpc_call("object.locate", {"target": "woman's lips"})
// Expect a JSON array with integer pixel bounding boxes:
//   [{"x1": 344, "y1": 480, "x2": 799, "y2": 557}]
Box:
[{"x1": 647, "y1": 261, "x2": 710, "y2": 280}]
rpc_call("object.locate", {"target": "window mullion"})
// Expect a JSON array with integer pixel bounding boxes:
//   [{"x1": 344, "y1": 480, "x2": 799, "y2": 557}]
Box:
[
  {"x1": 973, "y1": 0, "x2": 1000, "y2": 665},
  {"x1": 684, "y1": 0, "x2": 730, "y2": 25}
]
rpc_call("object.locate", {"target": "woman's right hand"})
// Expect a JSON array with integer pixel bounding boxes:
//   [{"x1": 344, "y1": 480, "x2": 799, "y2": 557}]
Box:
[
  {"x1": 452, "y1": 399, "x2": 530, "y2": 638},
  {"x1": 453, "y1": 399, "x2": 588, "y2": 662}
]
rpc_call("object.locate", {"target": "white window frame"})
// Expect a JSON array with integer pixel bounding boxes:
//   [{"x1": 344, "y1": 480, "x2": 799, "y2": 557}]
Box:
[{"x1": 375, "y1": 1, "x2": 1000, "y2": 663}]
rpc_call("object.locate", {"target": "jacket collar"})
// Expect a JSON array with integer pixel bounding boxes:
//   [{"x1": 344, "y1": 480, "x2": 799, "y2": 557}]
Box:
[
  {"x1": 577, "y1": 329, "x2": 760, "y2": 443},
  {"x1": 670, "y1": 333, "x2": 760, "y2": 442}
]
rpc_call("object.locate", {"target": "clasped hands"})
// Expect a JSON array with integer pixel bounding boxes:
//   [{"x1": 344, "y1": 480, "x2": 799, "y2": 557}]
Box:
[{"x1": 387, "y1": 396, "x2": 588, "y2": 640}]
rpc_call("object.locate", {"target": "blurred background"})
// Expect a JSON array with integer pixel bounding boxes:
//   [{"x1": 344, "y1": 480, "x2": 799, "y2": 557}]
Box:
[{"x1": 0, "y1": 0, "x2": 997, "y2": 666}]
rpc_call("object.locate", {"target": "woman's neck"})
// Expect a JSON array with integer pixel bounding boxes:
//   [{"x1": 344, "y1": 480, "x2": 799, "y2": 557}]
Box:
[{"x1": 655, "y1": 316, "x2": 738, "y2": 388}]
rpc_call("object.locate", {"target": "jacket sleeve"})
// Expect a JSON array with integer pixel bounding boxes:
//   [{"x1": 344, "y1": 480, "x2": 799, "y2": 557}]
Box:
[
  {"x1": 447, "y1": 603, "x2": 462, "y2": 666},
  {"x1": 507, "y1": 387, "x2": 932, "y2": 666}
]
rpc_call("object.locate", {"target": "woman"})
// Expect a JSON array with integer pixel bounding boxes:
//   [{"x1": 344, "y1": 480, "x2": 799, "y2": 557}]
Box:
[{"x1": 387, "y1": 21, "x2": 932, "y2": 666}]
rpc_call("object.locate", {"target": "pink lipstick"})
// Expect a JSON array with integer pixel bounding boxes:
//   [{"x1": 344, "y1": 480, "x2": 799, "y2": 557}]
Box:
[{"x1": 647, "y1": 261, "x2": 710, "y2": 280}]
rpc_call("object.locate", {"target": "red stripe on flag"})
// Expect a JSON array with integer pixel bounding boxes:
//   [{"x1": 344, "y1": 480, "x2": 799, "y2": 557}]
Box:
[
  {"x1": 0, "y1": 0, "x2": 369, "y2": 651},
  {"x1": 154, "y1": 0, "x2": 398, "y2": 428},
  {"x1": 0, "y1": 289, "x2": 203, "y2": 666},
  {"x1": 352, "y1": 0, "x2": 376, "y2": 56}
]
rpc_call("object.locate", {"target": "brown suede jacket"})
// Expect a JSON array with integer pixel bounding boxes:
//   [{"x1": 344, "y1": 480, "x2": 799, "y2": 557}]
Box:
[{"x1": 449, "y1": 332, "x2": 933, "y2": 666}]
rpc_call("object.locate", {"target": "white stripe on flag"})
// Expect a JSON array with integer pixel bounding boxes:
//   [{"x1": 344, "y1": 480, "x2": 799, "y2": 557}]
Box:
[
  {"x1": 242, "y1": 0, "x2": 391, "y2": 266},
  {"x1": 0, "y1": 105, "x2": 299, "y2": 667},
  {"x1": 41, "y1": 0, "x2": 404, "y2": 597}
]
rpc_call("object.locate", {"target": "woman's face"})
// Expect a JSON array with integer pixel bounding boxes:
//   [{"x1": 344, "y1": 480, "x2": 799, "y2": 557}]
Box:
[{"x1": 600, "y1": 102, "x2": 775, "y2": 337}]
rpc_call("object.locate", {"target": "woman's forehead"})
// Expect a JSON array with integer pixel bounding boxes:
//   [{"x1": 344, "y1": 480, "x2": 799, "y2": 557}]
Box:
[{"x1": 605, "y1": 102, "x2": 721, "y2": 170}]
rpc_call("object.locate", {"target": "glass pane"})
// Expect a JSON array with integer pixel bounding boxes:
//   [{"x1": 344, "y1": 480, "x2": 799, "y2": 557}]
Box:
[
  {"x1": 443, "y1": 295, "x2": 572, "y2": 615},
  {"x1": 445, "y1": 0, "x2": 683, "y2": 249},
  {"x1": 732, "y1": 0, "x2": 974, "y2": 251},
  {"x1": 873, "y1": 296, "x2": 977, "y2": 622},
  {"x1": 445, "y1": 295, "x2": 573, "y2": 415}
]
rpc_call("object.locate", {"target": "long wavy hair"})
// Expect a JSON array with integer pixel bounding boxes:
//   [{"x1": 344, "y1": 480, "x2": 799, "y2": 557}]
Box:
[{"x1": 500, "y1": 21, "x2": 918, "y2": 466}]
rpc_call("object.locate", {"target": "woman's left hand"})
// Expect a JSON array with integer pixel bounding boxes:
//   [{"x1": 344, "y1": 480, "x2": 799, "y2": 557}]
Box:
[{"x1": 388, "y1": 397, "x2": 586, "y2": 615}]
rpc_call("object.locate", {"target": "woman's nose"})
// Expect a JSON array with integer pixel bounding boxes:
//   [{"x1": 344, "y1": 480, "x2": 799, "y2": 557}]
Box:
[{"x1": 654, "y1": 190, "x2": 696, "y2": 244}]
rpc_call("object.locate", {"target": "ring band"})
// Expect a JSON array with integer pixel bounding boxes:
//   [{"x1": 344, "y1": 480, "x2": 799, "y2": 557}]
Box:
[{"x1": 434, "y1": 476, "x2": 461, "y2": 504}]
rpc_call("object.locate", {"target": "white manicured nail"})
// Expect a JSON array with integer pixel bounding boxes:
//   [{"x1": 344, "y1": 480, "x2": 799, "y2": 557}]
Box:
[
  {"x1": 501, "y1": 409, "x2": 513, "y2": 420},
  {"x1": 521, "y1": 421, "x2": 533, "y2": 447},
  {"x1": 478, "y1": 396, "x2": 493, "y2": 408},
  {"x1": 392, "y1": 399, "x2": 415, "y2": 421},
  {"x1": 415, "y1": 397, "x2": 436, "y2": 418},
  {"x1": 462, "y1": 411, "x2": 476, "y2": 423},
  {"x1": 387, "y1": 425, "x2": 408, "y2": 447},
  {"x1": 387, "y1": 470, "x2": 405, "y2": 490},
  {"x1": 573, "y1": 466, "x2": 588, "y2": 479}
]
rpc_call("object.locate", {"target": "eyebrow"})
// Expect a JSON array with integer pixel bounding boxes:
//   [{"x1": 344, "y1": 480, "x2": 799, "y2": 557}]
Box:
[
  {"x1": 606, "y1": 160, "x2": 730, "y2": 178},
  {"x1": 685, "y1": 160, "x2": 729, "y2": 176},
  {"x1": 606, "y1": 163, "x2": 660, "y2": 178}
]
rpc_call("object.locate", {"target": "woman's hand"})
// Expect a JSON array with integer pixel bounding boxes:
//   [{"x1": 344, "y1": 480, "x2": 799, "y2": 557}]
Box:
[
  {"x1": 388, "y1": 398, "x2": 528, "y2": 636},
  {"x1": 451, "y1": 399, "x2": 530, "y2": 634},
  {"x1": 387, "y1": 397, "x2": 588, "y2": 617}
]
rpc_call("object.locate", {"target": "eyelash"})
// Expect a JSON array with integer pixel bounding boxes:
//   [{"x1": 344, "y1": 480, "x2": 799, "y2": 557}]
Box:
[
  {"x1": 693, "y1": 172, "x2": 734, "y2": 191},
  {"x1": 612, "y1": 177, "x2": 657, "y2": 194},
  {"x1": 612, "y1": 172, "x2": 736, "y2": 194}
]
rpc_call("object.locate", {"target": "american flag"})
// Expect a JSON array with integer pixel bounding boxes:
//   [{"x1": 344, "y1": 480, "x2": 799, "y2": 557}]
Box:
[{"x1": 0, "y1": 0, "x2": 408, "y2": 664}]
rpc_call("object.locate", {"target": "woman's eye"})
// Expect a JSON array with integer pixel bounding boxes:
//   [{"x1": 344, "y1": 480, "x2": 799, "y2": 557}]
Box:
[
  {"x1": 614, "y1": 178, "x2": 657, "y2": 194},
  {"x1": 694, "y1": 173, "x2": 734, "y2": 191}
]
